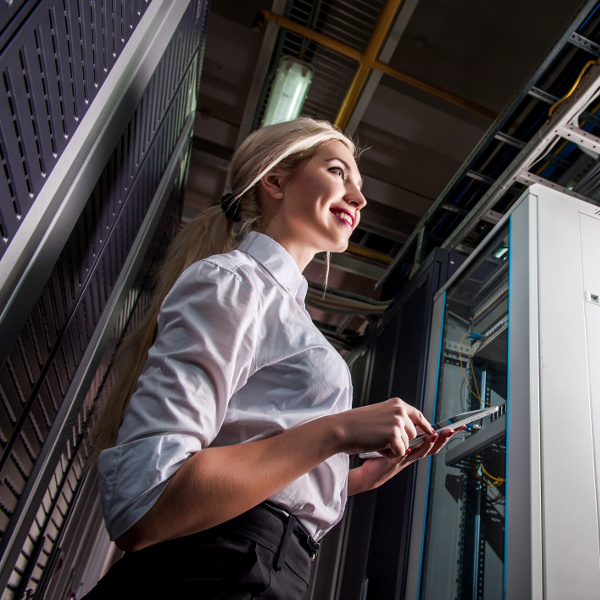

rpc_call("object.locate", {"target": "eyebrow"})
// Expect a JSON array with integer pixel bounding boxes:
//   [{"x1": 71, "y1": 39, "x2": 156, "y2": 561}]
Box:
[{"x1": 324, "y1": 157, "x2": 363, "y2": 190}]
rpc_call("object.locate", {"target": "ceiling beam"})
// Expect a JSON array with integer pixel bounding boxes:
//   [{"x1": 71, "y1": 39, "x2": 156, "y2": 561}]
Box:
[
  {"x1": 335, "y1": 0, "x2": 406, "y2": 129},
  {"x1": 259, "y1": 8, "x2": 497, "y2": 123},
  {"x1": 234, "y1": 0, "x2": 288, "y2": 147},
  {"x1": 345, "y1": 0, "x2": 421, "y2": 134}
]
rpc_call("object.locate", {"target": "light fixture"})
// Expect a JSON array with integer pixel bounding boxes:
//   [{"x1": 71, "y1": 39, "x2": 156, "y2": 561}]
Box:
[
  {"x1": 261, "y1": 56, "x2": 314, "y2": 126},
  {"x1": 492, "y1": 242, "x2": 509, "y2": 260}
]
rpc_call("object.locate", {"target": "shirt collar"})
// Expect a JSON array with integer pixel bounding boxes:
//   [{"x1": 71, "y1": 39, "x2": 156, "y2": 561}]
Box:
[{"x1": 238, "y1": 232, "x2": 308, "y2": 305}]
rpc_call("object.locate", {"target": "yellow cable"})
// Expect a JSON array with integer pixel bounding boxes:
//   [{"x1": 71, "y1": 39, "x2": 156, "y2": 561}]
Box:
[
  {"x1": 480, "y1": 464, "x2": 505, "y2": 487},
  {"x1": 472, "y1": 463, "x2": 505, "y2": 495},
  {"x1": 548, "y1": 60, "x2": 596, "y2": 119},
  {"x1": 458, "y1": 333, "x2": 484, "y2": 404}
]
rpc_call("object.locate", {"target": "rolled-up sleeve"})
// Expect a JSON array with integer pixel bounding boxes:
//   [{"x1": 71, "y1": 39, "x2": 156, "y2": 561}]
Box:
[{"x1": 97, "y1": 258, "x2": 259, "y2": 540}]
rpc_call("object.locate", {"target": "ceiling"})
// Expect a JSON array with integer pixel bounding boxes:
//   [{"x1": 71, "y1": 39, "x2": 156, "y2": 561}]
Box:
[{"x1": 184, "y1": 0, "x2": 593, "y2": 351}]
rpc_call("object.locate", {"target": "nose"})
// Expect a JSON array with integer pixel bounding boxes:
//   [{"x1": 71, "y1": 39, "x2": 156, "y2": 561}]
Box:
[{"x1": 345, "y1": 182, "x2": 367, "y2": 210}]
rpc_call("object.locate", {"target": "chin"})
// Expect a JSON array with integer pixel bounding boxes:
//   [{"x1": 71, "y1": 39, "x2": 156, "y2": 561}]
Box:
[{"x1": 330, "y1": 241, "x2": 350, "y2": 254}]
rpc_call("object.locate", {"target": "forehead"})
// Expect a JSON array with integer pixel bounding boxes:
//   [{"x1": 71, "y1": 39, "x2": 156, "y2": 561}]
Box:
[{"x1": 316, "y1": 139, "x2": 355, "y2": 161}]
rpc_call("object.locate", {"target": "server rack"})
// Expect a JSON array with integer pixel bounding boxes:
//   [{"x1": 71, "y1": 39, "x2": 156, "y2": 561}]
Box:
[
  {"x1": 307, "y1": 249, "x2": 464, "y2": 600},
  {"x1": 0, "y1": 1, "x2": 210, "y2": 598},
  {"x1": 405, "y1": 184, "x2": 600, "y2": 600}
]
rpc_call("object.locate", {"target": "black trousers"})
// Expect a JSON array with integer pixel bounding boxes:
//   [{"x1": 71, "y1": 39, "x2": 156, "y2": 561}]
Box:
[{"x1": 82, "y1": 503, "x2": 315, "y2": 599}]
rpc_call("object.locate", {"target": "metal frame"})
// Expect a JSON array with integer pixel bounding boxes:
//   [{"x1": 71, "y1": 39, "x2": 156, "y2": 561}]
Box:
[
  {"x1": 403, "y1": 292, "x2": 445, "y2": 599},
  {"x1": 0, "y1": 115, "x2": 194, "y2": 594},
  {"x1": 0, "y1": 0, "x2": 194, "y2": 363},
  {"x1": 440, "y1": 62, "x2": 600, "y2": 250},
  {"x1": 377, "y1": 0, "x2": 600, "y2": 290},
  {"x1": 0, "y1": 0, "x2": 208, "y2": 595},
  {"x1": 404, "y1": 184, "x2": 600, "y2": 599},
  {"x1": 258, "y1": 1, "x2": 495, "y2": 127}
]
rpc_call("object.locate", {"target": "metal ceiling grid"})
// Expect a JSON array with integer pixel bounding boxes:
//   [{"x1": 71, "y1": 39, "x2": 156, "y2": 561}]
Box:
[
  {"x1": 301, "y1": 46, "x2": 358, "y2": 124},
  {"x1": 253, "y1": 0, "x2": 385, "y2": 127},
  {"x1": 233, "y1": 0, "x2": 600, "y2": 349},
  {"x1": 289, "y1": 0, "x2": 384, "y2": 54},
  {"x1": 252, "y1": 0, "x2": 413, "y2": 301},
  {"x1": 378, "y1": 0, "x2": 600, "y2": 291}
]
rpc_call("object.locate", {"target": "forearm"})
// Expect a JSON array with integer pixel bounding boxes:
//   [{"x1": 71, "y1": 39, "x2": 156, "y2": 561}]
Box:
[
  {"x1": 116, "y1": 414, "x2": 344, "y2": 551},
  {"x1": 116, "y1": 397, "x2": 434, "y2": 551}
]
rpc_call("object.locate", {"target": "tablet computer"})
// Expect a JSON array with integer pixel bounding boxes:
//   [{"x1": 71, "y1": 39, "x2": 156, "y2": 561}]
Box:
[{"x1": 359, "y1": 405, "x2": 499, "y2": 459}]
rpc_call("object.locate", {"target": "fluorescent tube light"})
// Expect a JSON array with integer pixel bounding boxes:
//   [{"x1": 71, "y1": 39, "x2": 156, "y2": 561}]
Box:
[{"x1": 262, "y1": 56, "x2": 314, "y2": 126}]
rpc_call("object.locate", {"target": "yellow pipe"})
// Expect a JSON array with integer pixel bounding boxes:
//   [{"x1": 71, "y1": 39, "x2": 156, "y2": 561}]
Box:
[
  {"x1": 260, "y1": 10, "x2": 362, "y2": 62},
  {"x1": 347, "y1": 243, "x2": 394, "y2": 264},
  {"x1": 259, "y1": 9, "x2": 498, "y2": 122},
  {"x1": 374, "y1": 60, "x2": 498, "y2": 120},
  {"x1": 335, "y1": 0, "x2": 404, "y2": 129}
]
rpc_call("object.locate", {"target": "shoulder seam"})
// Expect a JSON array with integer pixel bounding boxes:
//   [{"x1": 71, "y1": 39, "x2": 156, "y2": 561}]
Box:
[{"x1": 202, "y1": 257, "x2": 253, "y2": 292}]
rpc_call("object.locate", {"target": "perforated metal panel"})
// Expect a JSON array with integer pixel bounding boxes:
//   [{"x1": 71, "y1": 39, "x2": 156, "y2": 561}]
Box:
[
  {"x1": 1, "y1": 159, "x2": 189, "y2": 599},
  {"x1": 0, "y1": 0, "x2": 29, "y2": 36},
  {"x1": 0, "y1": 0, "x2": 152, "y2": 260},
  {"x1": 0, "y1": 0, "x2": 210, "y2": 597}
]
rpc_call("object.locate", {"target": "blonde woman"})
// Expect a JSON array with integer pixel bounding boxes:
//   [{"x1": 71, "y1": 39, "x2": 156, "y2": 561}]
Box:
[{"x1": 84, "y1": 118, "x2": 454, "y2": 599}]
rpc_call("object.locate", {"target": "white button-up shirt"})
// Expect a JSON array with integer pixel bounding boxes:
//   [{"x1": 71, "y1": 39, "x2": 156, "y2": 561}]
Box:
[{"x1": 97, "y1": 232, "x2": 352, "y2": 541}]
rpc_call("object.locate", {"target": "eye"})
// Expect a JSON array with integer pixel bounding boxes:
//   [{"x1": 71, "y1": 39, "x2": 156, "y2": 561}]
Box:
[{"x1": 329, "y1": 166, "x2": 346, "y2": 179}]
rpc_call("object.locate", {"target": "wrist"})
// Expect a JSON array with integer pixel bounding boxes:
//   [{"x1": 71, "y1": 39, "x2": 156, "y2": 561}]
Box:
[
  {"x1": 348, "y1": 467, "x2": 370, "y2": 496},
  {"x1": 320, "y1": 411, "x2": 352, "y2": 455}
]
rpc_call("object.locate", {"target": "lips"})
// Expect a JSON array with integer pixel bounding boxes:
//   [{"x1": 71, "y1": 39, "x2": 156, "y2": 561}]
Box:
[{"x1": 330, "y1": 208, "x2": 354, "y2": 227}]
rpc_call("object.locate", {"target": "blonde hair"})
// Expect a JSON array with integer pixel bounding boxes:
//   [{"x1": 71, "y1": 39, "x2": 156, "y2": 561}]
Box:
[{"x1": 89, "y1": 117, "x2": 356, "y2": 461}]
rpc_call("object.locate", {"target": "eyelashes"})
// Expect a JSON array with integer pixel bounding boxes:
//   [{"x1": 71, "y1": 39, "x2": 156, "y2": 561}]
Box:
[{"x1": 328, "y1": 166, "x2": 346, "y2": 180}]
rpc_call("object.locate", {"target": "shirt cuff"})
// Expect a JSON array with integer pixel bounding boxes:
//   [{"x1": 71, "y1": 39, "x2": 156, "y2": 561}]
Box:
[{"x1": 97, "y1": 433, "x2": 202, "y2": 540}]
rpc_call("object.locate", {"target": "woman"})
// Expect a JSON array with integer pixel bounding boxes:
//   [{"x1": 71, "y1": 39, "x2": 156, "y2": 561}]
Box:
[{"x1": 85, "y1": 117, "x2": 454, "y2": 599}]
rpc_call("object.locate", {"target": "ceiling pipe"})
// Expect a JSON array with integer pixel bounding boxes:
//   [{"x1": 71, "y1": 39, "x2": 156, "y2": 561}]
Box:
[
  {"x1": 258, "y1": 8, "x2": 498, "y2": 125},
  {"x1": 335, "y1": 0, "x2": 406, "y2": 130},
  {"x1": 344, "y1": 0, "x2": 421, "y2": 135},
  {"x1": 258, "y1": 10, "x2": 362, "y2": 61}
]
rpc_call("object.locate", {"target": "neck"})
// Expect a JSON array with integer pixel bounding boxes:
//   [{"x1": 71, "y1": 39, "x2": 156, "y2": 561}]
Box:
[{"x1": 271, "y1": 235, "x2": 315, "y2": 272}]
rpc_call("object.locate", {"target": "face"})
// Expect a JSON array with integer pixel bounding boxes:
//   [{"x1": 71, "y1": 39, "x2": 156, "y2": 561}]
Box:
[{"x1": 264, "y1": 139, "x2": 367, "y2": 269}]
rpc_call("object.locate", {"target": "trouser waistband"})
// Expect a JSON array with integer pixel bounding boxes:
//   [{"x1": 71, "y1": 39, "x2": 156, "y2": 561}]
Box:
[
  {"x1": 260, "y1": 502, "x2": 320, "y2": 561},
  {"x1": 221, "y1": 502, "x2": 319, "y2": 570}
]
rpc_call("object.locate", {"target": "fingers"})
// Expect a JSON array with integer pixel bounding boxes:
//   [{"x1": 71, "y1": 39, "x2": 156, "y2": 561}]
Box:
[
  {"x1": 342, "y1": 398, "x2": 442, "y2": 458},
  {"x1": 346, "y1": 399, "x2": 414, "y2": 457},
  {"x1": 387, "y1": 397, "x2": 435, "y2": 438},
  {"x1": 352, "y1": 425, "x2": 468, "y2": 493},
  {"x1": 406, "y1": 432, "x2": 438, "y2": 460},
  {"x1": 413, "y1": 426, "x2": 465, "y2": 458},
  {"x1": 405, "y1": 404, "x2": 435, "y2": 436},
  {"x1": 381, "y1": 438, "x2": 408, "y2": 459},
  {"x1": 362, "y1": 398, "x2": 427, "y2": 457},
  {"x1": 388, "y1": 400, "x2": 420, "y2": 455}
]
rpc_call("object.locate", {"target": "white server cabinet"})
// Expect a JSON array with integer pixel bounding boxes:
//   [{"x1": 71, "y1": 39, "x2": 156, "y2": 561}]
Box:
[{"x1": 404, "y1": 184, "x2": 600, "y2": 600}]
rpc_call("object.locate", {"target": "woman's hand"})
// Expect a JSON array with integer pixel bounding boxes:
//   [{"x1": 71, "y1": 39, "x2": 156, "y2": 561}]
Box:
[
  {"x1": 114, "y1": 396, "x2": 451, "y2": 551},
  {"x1": 347, "y1": 427, "x2": 457, "y2": 496},
  {"x1": 333, "y1": 397, "x2": 434, "y2": 458}
]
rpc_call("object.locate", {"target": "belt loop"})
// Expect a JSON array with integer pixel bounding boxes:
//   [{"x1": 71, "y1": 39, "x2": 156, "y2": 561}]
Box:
[{"x1": 274, "y1": 514, "x2": 295, "y2": 571}]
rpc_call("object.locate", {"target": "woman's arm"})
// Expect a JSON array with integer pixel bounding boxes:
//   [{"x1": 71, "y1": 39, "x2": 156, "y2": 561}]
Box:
[{"x1": 116, "y1": 397, "x2": 433, "y2": 552}]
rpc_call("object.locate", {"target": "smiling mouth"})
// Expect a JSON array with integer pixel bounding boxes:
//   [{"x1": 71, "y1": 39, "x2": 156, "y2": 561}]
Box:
[{"x1": 331, "y1": 209, "x2": 354, "y2": 227}]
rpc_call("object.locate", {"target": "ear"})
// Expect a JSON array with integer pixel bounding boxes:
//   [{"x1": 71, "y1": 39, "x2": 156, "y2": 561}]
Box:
[{"x1": 260, "y1": 171, "x2": 286, "y2": 200}]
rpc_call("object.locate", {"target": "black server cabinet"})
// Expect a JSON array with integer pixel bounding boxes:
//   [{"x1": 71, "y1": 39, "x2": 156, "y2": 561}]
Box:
[
  {"x1": 0, "y1": 2, "x2": 210, "y2": 598},
  {"x1": 308, "y1": 249, "x2": 463, "y2": 600}
]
